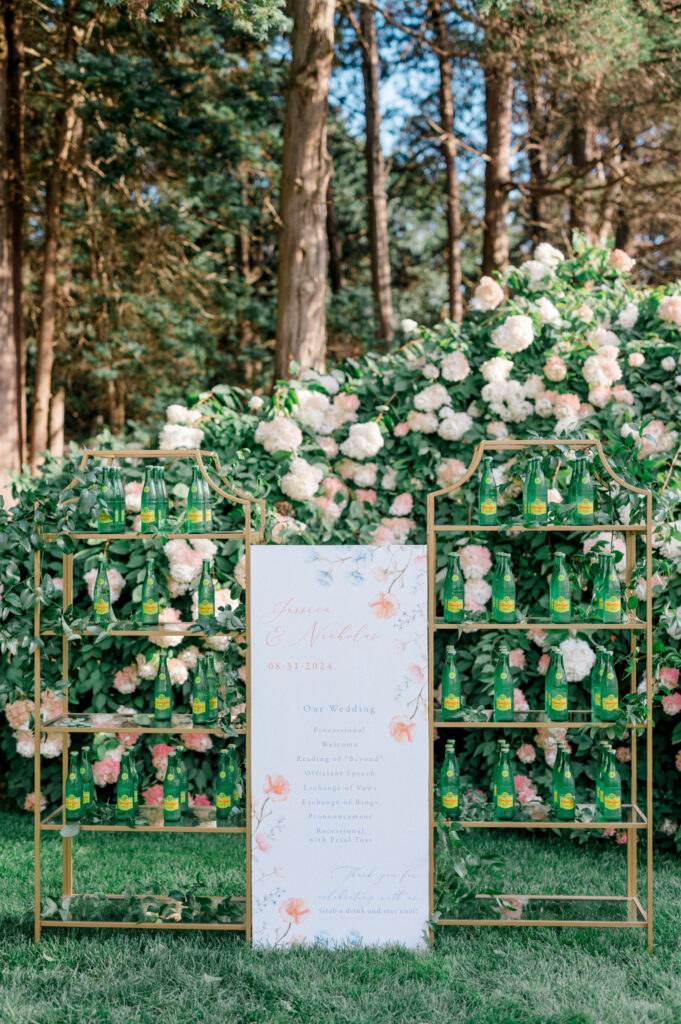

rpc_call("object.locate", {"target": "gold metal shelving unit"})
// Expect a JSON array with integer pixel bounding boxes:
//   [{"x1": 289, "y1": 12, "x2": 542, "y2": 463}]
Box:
[
  {"x1": 33, "y1": 448, "x2": 264, "y2": 942},
  {"x1": 427, "y1": 438, "x2": 654, "y2": 951}
]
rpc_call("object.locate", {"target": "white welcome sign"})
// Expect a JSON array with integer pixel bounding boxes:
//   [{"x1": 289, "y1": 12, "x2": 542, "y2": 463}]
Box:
[{"x1": 251, "y1": 545, "x2": 429, "y2": 949}]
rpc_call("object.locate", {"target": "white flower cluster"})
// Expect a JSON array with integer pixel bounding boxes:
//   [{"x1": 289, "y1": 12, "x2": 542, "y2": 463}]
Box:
[
  {"x1": 582, "y1": 346, "x2": 622, "y2": 387},
  {"x1": 617, "y1": 302, "x2": 639, "y2": 329},
  {"x1": 491, "y1": 315, "x2": 534, "y2": 354},
  {"x1": 158, "y1": 423, "x2": 205, "y2": 450},
  {"x1": 558, "y1": 637, "x2": 596, "y2": 682},
  {"x1": 536, "y1": 297, "x2": 563, "y2": 327},
  {"x1": 481, "y1": 356, "x2": 513, "y2": 383},
  {"x1": 521, "y1": 243, "x2": 564, "y2": 290},
  {"x1": 254, "y1": 414, "x2": 303, "y2": 454},
  {"x1": 163, "y1": 537, "x2": 217, "y2": 597},
  {"x1": 280, "y1": 457, "x2": 324, "y2": 501},
  {"x1": 340, "y1": 421, "x2": 384, "y2": 460},
  {"x1": 481, "y1": 380, "x2": 534, "y2": 423},
  {"x1": 440, "y1": 351, "x2": 471, "y2": 382},
  {"x1": 437, "y1": 410, "x2": 473, "y2": 441},
  {"x1": 406, "y1": 410, "x2": 439, "y2": 433},
  {"x1": 413, "y1": 383, "x2": 451, "y2": 413},
  {"x1": 470, "y1": 276, "x2": 504, "y2": 312}
]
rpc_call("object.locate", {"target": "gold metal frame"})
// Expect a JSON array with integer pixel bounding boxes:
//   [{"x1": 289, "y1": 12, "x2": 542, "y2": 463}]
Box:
[
  {"x1": 426, "y1": 439, "x2": 654, "y2": 951},
  {"x1": 33, "y1": 448, "x2": 263, "y2": 942}
]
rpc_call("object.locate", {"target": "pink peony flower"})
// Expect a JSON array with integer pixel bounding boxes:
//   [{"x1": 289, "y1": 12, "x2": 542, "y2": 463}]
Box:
[
  {"x1": 40, "y1": 690, "x2": 64, "y2": 722},
  {"x1": 509, "y1": 648, "x2": 526, "y2": 670},
  {"x1": 615, "y1": 746, "x2": 632, "y2": 763},
  {"x1": 537, "y1": 653, "x2": 550, "y2": 676},
  {"x1": 464, "y1": 578, "x2": 492, "y2": 611},
  {"x1": 117, "y1": 732, "x2": 138, "y2": 748},
  {"x1": 113, "y1": 664, "x2": 140, "y2": 695},
  {"x1": 388, "y1": 492, "x2": 413, "y2": 516},
  {"x1": 526, "y1": 627, "x2": 547, "y2": 646},
  {"x1": 314, "y1": 496, "x2": 342, "y2": 520},
  {"x1": 92, "y1": 757, "x2": 121, "y2": 787},
  {"x1": 661, "y1": 693, "x2": 681, "y2": 716},
  {"x1": 15, "y1": 730, "x2": 35, "y2": 758},
  {"x1": 658, "y1": 295, "x2": 681, "y2": 325},
  {"x1": 151, "y1": 743, "x2": 175, "y2": 779},
  {"x1": 516, "y1": 743, "x2": 536, "y2": 764},
  {"x1": 24, "y1": 791, "x2": 47, "y2": 813},
  {"x1": 487, "y1": 421, "x2": 509, "y2": 439},
  {"x1": 659, "y1": 667, "x2": 679, "y2": 690},
  {"x1": 611, "y1": 385, "x2": 634, "y2": 405},
  {"x1": 393, "y1": 422, "x2": 410, "y2": 437},
  {"x1": 628, "y1": 352, "x2": 644, "y2": 368},
  {"x1": 5, "y1": 698, "x2": 34, "y2": 731},
  {"x1": 234, "y1": 554, "x2": 247, "y2": 588},
  {"x1": 181, "y1": 732, "x2": 213, "y2": 753},
  {"x1": 459, "y1": 544, "x2": 492, "y2": 580},
  {"x1": 609, "y1": 248, "x2": 635, "y2": 273},
  {"x1": 553, "y1": 392, "x2": 581, "y2": 419},
  {"x1": 602, "y1": 827, "x2": 616, "y2": 838},
  {"x1": 543, "y1": 355, "x2": 567, "y2": 382},
  {"x1": 616, "y1": 832, "x2": 628, "y2": 845},
  {"x1": 436, "y1": 458, "x2": 467, "y2": 492},
  {"x1": 189, "y1": 793, "x2": 211, "y2": 807},
  {"x1": 255, "y1": 832, "x2": 272, "y2": 852},
  {"x1": 514, "y1": 688, "x2": 529, "y2": 718},
  {"x1": 379, "y1": 517, "x2": 415, "y2": 543},
  {"x1": 142, "y1": 784, "x2": 164, "y2": 806},
  {"x1": 355, "y1": 489, "x2": 378, "y2": 507},
  {"x1": 167, "y1": 657, "x2": 189, "y2": 686},
  {"x1": 372, "y1": 525, "x2": 395, "y2": 546},
  {"x1": 152, "y1": 606, "x2": 184, "y2": 649}
]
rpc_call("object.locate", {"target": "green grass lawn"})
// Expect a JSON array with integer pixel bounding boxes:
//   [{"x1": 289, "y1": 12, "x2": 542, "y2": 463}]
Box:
[{"x1": 1, "y1": 810, "x2": 680, "y2": 1024}]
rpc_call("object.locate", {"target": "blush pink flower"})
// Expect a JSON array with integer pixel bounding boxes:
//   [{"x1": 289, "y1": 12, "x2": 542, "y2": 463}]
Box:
[
  {"x1": 459, "y1": 544, "x2": 492, "y2": 580},
  {"x1": 124, "y1": 480, "x2": 144, "y2": 513},
  {"x1": 151, "y1": 743, "x2": 175, "y2": 779},
  {"x1": 543, "y1": 355, "x2": 567, "y2": 382},
  {"x1": 526, "y1": 627, "x2": 547, "y2": 646},
  {"x1": 40, "y1": 690, "x2": 64, "y2": 722},
  {"x1": 181, "y1": 732, "x2": 213, "y2": 753},
  {"x1": 659, "y1": 667, "x2": 679, "y2": 690},
  {"x1": 516, "y1": 743, "x2": 536, "y2": 765},
  {"x1": 514, "y1": 688, "x2": 529, "y2": 718},
  {"x1": 609, "y1": 248, "x2": 635, "y2": 273},
  {"x1": 116, "y1": 732, "x2": 138, "y2": 748},
  {"x1": 389, "y1": 716, "x2": 415, "y2": 743},
  {"x1": 189, "y1": 793, "x2": 211, "y2": 807},
  {"x1": 153, "y1": 606, "x2": 184, "y2": 649},
  {"x1": 628, "y1": 352, "x2": 645, "y2": 368},
  {"x1": 142, "y1": 784, "x2": 164, "y2": 806},
  {"x1": 369, "y1": 593, "x2": 400, "y2": 619},
  {"x1": 602, "y1": 827, "x2": 616, "y2": 838},
  {"x1": 509, "y1": 648, "x2": 526, "y2": 670},
  {"x1": 611, "y1": 385, "x2": 634, "y2": 405},
  {"x1": 662, "y1": 693, "x2": 681, "y2": 716},
  {"x1": 616, "y1": 832, "x2": 628, "y2": 845},
  {"x1": 393, "y1": 422, "x2": 410, "y2": 437},
  {"x1": 255, "y1": 832, "x2": 272, "y2": 852},
  {"x1": 355, "y1": 489, "x2": 378, "y2": 507},
  {"x1": 92, "y1": 757, "x2": 121, "y2": 787},
  {"x1": 389, "y1": 492, "x2": 413, "y2": 516},
  {"x1": 537, "y1": 653, "x2": 550, "y2": 676},
  {"x1": 264, "y1": 774, "x2": 290, "y2": 801},
  {"x1": 407, "y1": 664, "x2": 425, "y2": 686},
  {"x1": 436, "y1": 458, "x2": 467, "y2": 491},
  {"x1": 616, "y1": 746, "x2": 632, "y2": 763},
  {"x1": 279, "y1": 897, "x2": 310, "y2": 926},
  {"x1": 113, "y1": 664, "x2": 140, "y2": 695},
  {"x1": 379, "y1": 517, "x2": 415, "y2": 543},
  {"x1": 4, "y1": 698, "x2": 34, "y2": 731},
  {"x1": 24, "y1": 791, "x2": 47, "y2": 813}
]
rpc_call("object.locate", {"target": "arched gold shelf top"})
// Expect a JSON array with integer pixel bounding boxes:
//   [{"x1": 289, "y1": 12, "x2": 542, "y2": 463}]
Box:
[{"x1": 427, "y1": 438, "x2": 653, "y2": 503}]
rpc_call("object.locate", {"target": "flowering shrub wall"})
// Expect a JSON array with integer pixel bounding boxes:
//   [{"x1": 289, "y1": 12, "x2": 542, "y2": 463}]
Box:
[{"x1": 1, "y1": 240, "x2": 680, "y2": 846}]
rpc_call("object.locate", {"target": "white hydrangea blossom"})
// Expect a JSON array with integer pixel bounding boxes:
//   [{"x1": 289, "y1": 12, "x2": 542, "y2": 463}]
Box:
[
  {"x1": 481, "y1": 356, "x2": 514, "y2": 383},
  {"x1": 401, "y1": 318, "x2": 419, "y2": 335},
  {"x1": 254, "y1": 415, "x2": 302, "y2": 454},
  {"x1": 422, "y1": 363, "x2": 440, "y2": 379},
  {"x1": 158, "y1": 423, "x2": 205, "y2": 450},
  {"x1": 437, "y1": 411, "x2": 473, "y2": 441},
  {"x1": 292, "y1": 389, "x2": 331, "y2": 432},
  {"x1": 661, "y1": 356, "x2": 676, "y2": 371},
  {"x1": 381, "y1": 467, "x2": 398, "y2": 491},
  {"x1": 559, "y1": 637, "x2": 596, "y2": 681},
  {"x1": 413, "y1": 383, "x2": 451, "y2": 412},
  {"x1": 280, "y1": 458, "x2": 324, "y2": 501},
  {"x1": 522, "y1": 374, "x2": 545, "y2": 399},
  {"x1": 616, "y1": 303, "x2": 639, "y2": 329},
  {"x1": 165, "y1": 404, "x2": 203, "y2": 425},
  {"x1": 470, "y1": 276, "x2": 504, "y2": 311},
  {"x1": 522, "y1": 260, "x2": 553, "y2": 290},
  {"x1": 340, "y1": 421, "x2": 384, "y2": 460},
  {"x1": 536, "y1": 297, "x2": 563, "y2": 327},
  {"x1": 406, "y1": 410, "x2": 439, "y2": 434},
  {"x1": 534, "y1": 243, "x2": 564, "y2": 268},
  {"x1": 481, "y1": 381, "x2": 534, "y2": 423},
  {"x1": 491, "y1": 315, "x2": 534, "y2": 354},
  {"x1": 589, "y1": 325, "x2": 620, "y2": 349},
  {"x1": 441, "y1": 351, "x2": 471, "y2": 382},
  {"x1": 248, "y1": 395, "x2": 264, "y2": 412}
]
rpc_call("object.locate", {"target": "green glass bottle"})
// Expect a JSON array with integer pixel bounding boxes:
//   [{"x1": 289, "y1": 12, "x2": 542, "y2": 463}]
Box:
[
  {"x1": 92, "y1": 552, "x2": 112, "y2": 625},
  {"x1": 523, "y1": 456, "x2": 548, "y2": 526},
  {"x1": 204, "y1": 653, "x2": 219, "y2": 723},
  {"x1": 140, "y1": 465, "x2": 158, "y2": 534},
  {"x1": 154, "y1": 650, "x2": 172, "y2": 723},
  {"x1": 130, "y1": 753, "x2": 139, "y2": 813},
  {"x1": 552, "y1": 743, "x2": 564, "y2": 813},
  {"x1": 492, "y1": 740, "x2": 506, "y2": 804},
  {"x1": 600, "y1": 650, "x2": 619, "y2": 721},
  {"x1": 116, "y1": 752, "x2": 135, "y2": 821},
  {"x1": 555, "y1": 746, "x2": 576, "y2": 820},
  {"x1": 97, "y1": 467, "x2": 115, "y2": 533},
  {"x1": 111, "y1": 466, "x2": 126, "y2": 534},
  {"x1": 590, "y1": 647, "x2": 605, "y2": 720},
  {"x1": 441, "y1": 645, "x2": 461, "y2": 720},
  {"x1": 187, "y1": 466, "x2": 204, "y2": 534},
  {"x1": 595, "y1": 741, "x2": 608, "y2": 816},
  {"x1": 571, "y1": 452, "x2": 595, "y2": 525},
  {"x1": 593, "y1": 553, "x2": 607, "y2": 618},
  {"x1": 494, "y1": 746, "x2": 515, "y2": 820},
  {"x1": 602, "y1": 748, "x2": 622, "y2": 822},
  {"x1": 216, "y1": 750, "x2": 233, "y2": 819},
  {"x1": 478, "y1": 456, "x2": 498, "y2": 526},
  {"x1": 153, "y1": 465, "x2": 169, "y2": 531},
  {"x1": 192, "y1": 656, "x2": 208, "y2": 725},
  {"x1": 549, "y1": 552, "x2": 571, "y2": 623},
  {"x1": 175, "y1": 746, "x2": 188, "y2": 814},
  {"x1": 197, "y1": 560, "x2": 215, "y2": 625},
  {"x1": 163, "y1": 750, "x2": 181, "y2": 824},
  {"x1": 439, "y1": 740, "x2": 460, "y2": 820},
  {"x1": 443, "y1": 552, "x2": 465, "y2": 623},
  {"x1": 566, "y1": 452, "x2": 584, "y2": 508},
  {"x1": 492, "y1": 552, "x2": 516, "y2": 623},
  {"x1": 600, "y1": 553, "x2": 622, "y2": 623},
  {"x1": 201, "y1": 472, "x2": 214, "y2": 531},
  {"x1": 141, "y1": 555, "x2": 160, "y2": 625},
  {"x1": 546, "y1": 647, "x2": 568, "y2": 721},
  {"x1": 229, "y1": 747, "x2": 242, "y2": 807},
  {"x1": 493, "y1": 642, "x2": 514, "y2": 722},
  {"x1": 79, "y1": 746, "x2": 95, "y2": 812},
  {"x1": 65, "y1": 752, "x2": 83, "y2": 821}
]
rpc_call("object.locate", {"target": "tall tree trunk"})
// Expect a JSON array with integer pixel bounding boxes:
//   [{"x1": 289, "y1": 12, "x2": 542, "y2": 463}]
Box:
[
  {"x1": 429, "y1": 0, "x2": 462, "y2": 322},
  {"x1": 0, "y1": 16, "x2": 21, "y2": 502},
  {"x1": 482, "y1": 51, "x2": 513, "y2": 275},
  {"x1": 29, "y1": 11, "x2": 80, "y2": 470},
  {"x1": 4, "y1": 0, "x2": 24, "y2": 465},
  {"x1": 274, "y1": 0, "x2": 335, "y2": 380},
  {"x1": 525, "y1": 67, "x2": 549, "y2": 246},
  {"x1": 49, "y1": 387, "x2": 65, "y2": 458},
  {"x1": 569, "y1": 92, "x2": 596, "y2": 242},
  {"x1": 357, "y1": 4, "x2": 393, "y2": 343},
  {"x1": 326, "y1": 175, "x2": 342, "y2": 293}
]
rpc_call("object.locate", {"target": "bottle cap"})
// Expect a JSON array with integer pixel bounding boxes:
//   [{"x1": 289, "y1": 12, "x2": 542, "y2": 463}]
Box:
[{"x1": 445, "y1": 645, "x2": 456, "y2": 654}]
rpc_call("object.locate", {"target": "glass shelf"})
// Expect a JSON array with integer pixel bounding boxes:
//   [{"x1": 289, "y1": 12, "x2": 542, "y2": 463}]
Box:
[
  {"x1": 436, "y1": 894, "x2": 646, "y2": 928},
  {"x1": 41, "y1": 804, "x2": 246, "y2": 833},
  {"x1": 434, "y1": 803, "x2": 646, "y2": 830},
  {"x1": 40, "y1": 531, "x2": 253, "y2": 541},
  {"x1": 434, "y1": 619, "x2": 646, "y2": 631},
  {"x1": 433, "y1": 524, "x2": 646, "y2": 533},
  {"x1": 42, "y1": 712, "x2": 245, "y2": 735},
  {"x1": 39, "y1": 624, "x2": 243, "y2": 638},
  {"x1": 433, "y1": 718, "x2": 644, "y2": 730}
]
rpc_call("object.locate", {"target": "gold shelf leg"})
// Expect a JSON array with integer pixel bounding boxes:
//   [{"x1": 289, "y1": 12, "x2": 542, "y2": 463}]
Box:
[
  {"x1": 625, "y1": 533, "x2": 637, "y2": 921},
  {"x1": 34, "y1": 548, "x2": 42, "y2": 944}
]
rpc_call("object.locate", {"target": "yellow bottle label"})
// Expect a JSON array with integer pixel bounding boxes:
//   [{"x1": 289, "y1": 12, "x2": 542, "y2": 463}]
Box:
[
  {"x1": 199, "y1": 600, "x2": 214, "y2": 616},
  {"x1": 552, "y1": 596, "x2": 570, "y2": 613},
  {"x1": 155, "y1": 694, "x2": 171, "y2": 711},
  {"x1": 551, "y1": 694, "x2": 568, "y2": 711},
  {"x1": 99, "y1": 511, "x2": 112, "y2": 523},
  {"x1": 205, "y1": 508, "x2": 212, "y2": 522},
  {"x1": 118, "y1": 795, "x2": 133, "y2": 811},
  {"x1": 209, "y1": 696, "x2": 218, "y2": 711},
  {"x1": 496, "y1": 792, "x2": 513, "y2": 809},
  {"x1": 143, "y1": 599, "x2": 158, "y2": 615},
  {"x1": 443, "y1": 695, "x2": 460, "y2": 711},
  {"x1": 65, "y1": 795, "x2": 81, "y2": 811},
  {"x1": 605, "y1": 596, "x2": 621, "y2": 613},
  {"x1": 216, "y1": 793, "x2": 232, "y2": 809},
  {"x1": 164, "y1": 796, "x2": 179, "y2": 812},
  {"x1": 604, "y1": 794, "x2": 620, "y2": 811},
  {"x1": 94, "y1": 598, "x2": 109, "y2": 615},
  {"x1": 446, "y1": 597, "x2": 463, "y2": 613},
  {"x1": 595, "y1": 692, "x2": 601, "y2": 706},
  {"x1": 498, "y1": 596, "x2": 515, "y2": 613},
  {"x1": 141, "y1": 507, "x2": 155, "y2": 523},
  {"x1": 187, "y1": 507, "x2": 202, "y2": 523},
  {"x1": 602, "y1": 695, "x2": 618, "y2": 711},
  {"x1": 192, "y1": 698, "x2": 206, "y2": 714},
  {"x1": 559, "y1": 793, "x2": 575, "y2": 810},
  {"x1": 577, "y1": 499, "x2": 593, "y2": 515},
  {"x1": 480, "y1": 499, "x2": 496, "y2": 515},
  {"x1": 530, "y1": 499, "x2": 546, "y2": 515},
  {"x1": 442, "y1": 792, "x2": 458, "y2": 809},
  {"x1": 82, "y1": 791, "x2": 90, "y2": 805},
  {"x1": 496, "y1": 695, "x2": 512, "y2": 711}
]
